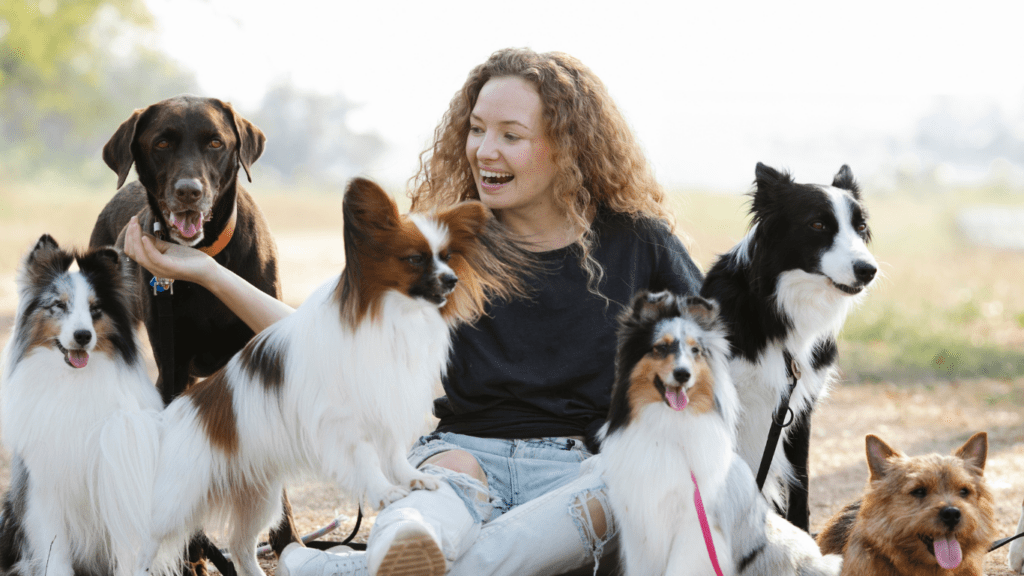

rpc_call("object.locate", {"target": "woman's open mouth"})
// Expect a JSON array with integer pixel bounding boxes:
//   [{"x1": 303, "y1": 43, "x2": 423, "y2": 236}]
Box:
[{"x1": 481, "y1": 169, "x2": 514, "y2": 187}]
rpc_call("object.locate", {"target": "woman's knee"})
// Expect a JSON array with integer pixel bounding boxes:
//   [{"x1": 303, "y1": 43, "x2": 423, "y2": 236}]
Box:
[{"x1": 422, "y1": 449, "x2": 487, "y2": 487}]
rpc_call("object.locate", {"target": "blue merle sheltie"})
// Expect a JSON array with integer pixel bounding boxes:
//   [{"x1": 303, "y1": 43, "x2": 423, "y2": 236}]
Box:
[
  {"x1": 0, "y1": 235, "x2": 167, "y2": 576},
  {"x1": 600, "y1": 291, "x2": 842, "y2": 576},
  {"x1": 700, "y1": 163, "x2": 877, "y2": 530}
]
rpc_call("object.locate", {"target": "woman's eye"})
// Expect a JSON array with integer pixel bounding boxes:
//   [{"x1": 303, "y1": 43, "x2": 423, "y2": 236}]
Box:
[
  {"x1": 504, "y1": 133, "x2": 520, "y2": 142},
  {"x1": 469, "y1": 126, "x2": 483, "y2": 135}
]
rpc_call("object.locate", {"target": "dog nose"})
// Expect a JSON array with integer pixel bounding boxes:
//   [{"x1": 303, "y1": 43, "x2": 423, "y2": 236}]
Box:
[
  {"x1": 174, "y1": 178, "x2": 203, "y2": 203},
  {"x1": 673, "y1": 368, "x2": 691, "y2": 383},
  {"x1": 440, "y1": 273, "x2": 458, "y2": 292},
  {"x1": 73, "y1": 330, "x2": 92, "y2": 346},
  {"x1": 939, "y1": 506, "x2": 961, "y2": 529},
  {"x1": 853, "y1": 261, "x2": 877, "y2": 284}
]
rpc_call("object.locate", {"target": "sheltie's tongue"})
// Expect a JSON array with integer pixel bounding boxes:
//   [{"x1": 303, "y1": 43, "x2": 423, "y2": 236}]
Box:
[
  {"x1": 169, "y1": 211, "x2": 203, "y2": 239},
  {"x1": 933, "y1": 536, "x2": 962, "y2": 570},
  {"x1": 665, "y1": 388, "x2": 688, "y2": 411},
  {"x1": 67, "y1": 349, "x2": 89, "y2": 369}
]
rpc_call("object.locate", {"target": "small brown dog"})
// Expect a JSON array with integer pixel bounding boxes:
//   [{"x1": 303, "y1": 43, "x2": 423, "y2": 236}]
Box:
[{"x1": 818, "y1": 432, "x2": 994, "y2": 576}]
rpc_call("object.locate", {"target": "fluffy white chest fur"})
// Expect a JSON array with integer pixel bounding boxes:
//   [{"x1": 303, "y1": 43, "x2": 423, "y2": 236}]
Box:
[{"x1": 602, "y1": 406, "x2": 735, "y2": 576}]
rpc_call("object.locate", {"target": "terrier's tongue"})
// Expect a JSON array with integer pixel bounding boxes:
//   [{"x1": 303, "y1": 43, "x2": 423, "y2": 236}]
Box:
[
  {"x1": 172, "y1": 212, "x2": 203, "y2": 239},
  {"x1": 68, "y1": 350, "x2": 89, "y2": 369},
  {"x1": 665, "y1": 388, "x2": 688, "y2": 411},
  {"x1": 933, "y1": 536, "x2": 962, "y2": 570}
]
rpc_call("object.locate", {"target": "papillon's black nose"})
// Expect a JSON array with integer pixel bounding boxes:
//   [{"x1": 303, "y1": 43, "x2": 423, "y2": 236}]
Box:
[
  {"x1": 73, "y1": 330, "x2": 93, "y2": 346},
  {"x1": 853, "y1": 261, "x2": 877, "y2": 284},
  {"x1": 939, "y1": 506, "x2": 961, "y2": 530},
  {"x1": 440, "y1": 273, "x2": 458, "y2": 292},
  {"x1": 672, "y1": 368, "x2": 691, "y2": 384}
]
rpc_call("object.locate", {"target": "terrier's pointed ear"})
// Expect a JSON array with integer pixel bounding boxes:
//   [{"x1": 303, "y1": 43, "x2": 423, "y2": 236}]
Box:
[
  {"x1": 104, "y1": 107, "x2": 147, "y2": 189},
  {"x1": 865, "y1": 434, "x2": 899, "y2": 481},
  {"x1": 954, "y1": 432, "x2": 988, "y2": 473},
  {"x1": 831, "y1": 165, "x2": 860, "y2": 198}
]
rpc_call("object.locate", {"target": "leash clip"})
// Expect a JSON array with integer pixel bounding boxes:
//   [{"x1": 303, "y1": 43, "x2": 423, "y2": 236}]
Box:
[{"x1": 150, "y1": 276, "x2": 174, "y2": 295}]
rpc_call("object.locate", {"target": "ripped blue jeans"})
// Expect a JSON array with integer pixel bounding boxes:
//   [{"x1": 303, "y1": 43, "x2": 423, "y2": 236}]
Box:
[{"x1": 406, "y1": 432, "x2": 617, "y2": 576}]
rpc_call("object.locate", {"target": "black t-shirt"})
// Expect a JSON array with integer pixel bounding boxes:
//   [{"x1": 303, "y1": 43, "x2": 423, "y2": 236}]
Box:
[{"x1": 433, "y1": 210, "x2": 704, "y2": 450}]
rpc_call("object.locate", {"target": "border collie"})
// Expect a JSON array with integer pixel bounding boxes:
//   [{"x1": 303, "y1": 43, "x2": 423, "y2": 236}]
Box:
[
  {"x1": 700, "y1": 163, "x2": 877, "y2": 530},
  {"x1": 600, "y1": 291, "x2": 842, "y2": 576},
  {"x1": 0, "y1": 236, "x2": 167, "y2": 576},
  {"x1": 133, "y1": 178, "x2": 529, "y2": 576}
]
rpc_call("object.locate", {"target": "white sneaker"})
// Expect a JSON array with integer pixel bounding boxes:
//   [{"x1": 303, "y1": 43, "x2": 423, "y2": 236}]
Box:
[
  {"x1": 277, "y1": 542, "x2": 369, "y2": 576},
  {"x1": 367, "y1": 521, "x2": 446, "y2": 576}
]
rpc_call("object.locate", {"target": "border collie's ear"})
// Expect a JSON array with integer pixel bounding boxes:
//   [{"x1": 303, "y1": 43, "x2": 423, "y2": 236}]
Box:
[
  {"x1": 751, "y1": 163, "x2": 794, "y2": 216},
  {"x1": 104, "y1": 107, "x2": 147, "y2": 189},
  {"x1": 865, "y1": 434, "x2": 900, "y2": 482},
  {"x1": 954, "y1": 431, "x2": 988, "y2": 473},
  {"x1": 215, "y1": 98, "x2": 265, "y2": 183},
  {"x1": 831, "y1": 165, "x2": 860, "y2": 198},
  {"x1": 343, "y1": 177, "x2": 400, "y2": 233}
]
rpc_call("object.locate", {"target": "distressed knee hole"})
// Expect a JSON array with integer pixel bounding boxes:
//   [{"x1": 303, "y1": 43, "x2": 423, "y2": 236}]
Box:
[
  {"x1": 572, "y1": 493, "x2": 608, "y2": 543},
  {"x1": 422, "y1": 450, "x2": 488, "y2": 498}
]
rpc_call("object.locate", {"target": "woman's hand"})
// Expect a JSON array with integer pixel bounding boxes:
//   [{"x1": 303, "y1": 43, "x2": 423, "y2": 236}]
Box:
[{"x1": 122, "y1": 215, "x2": 217, "y2": 285}]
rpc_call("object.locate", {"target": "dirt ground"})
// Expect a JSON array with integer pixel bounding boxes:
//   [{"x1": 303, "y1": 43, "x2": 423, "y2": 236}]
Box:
[{"x1": 0, "y1": 231, "x2": 1021, "y2": 575}]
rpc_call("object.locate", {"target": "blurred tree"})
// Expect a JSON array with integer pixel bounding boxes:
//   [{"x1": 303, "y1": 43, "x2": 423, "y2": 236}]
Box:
[
  {"x1": 251, "y1": 82, "x2": 386, "y2": 186},
  {"x1": 0, "y1": 0, "x2": 197, "y2": 177}
]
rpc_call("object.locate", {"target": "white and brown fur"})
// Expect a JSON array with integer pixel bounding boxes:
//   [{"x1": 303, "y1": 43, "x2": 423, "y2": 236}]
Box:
[
  {"x1": 134, "y1": 178, "x2": 530, "y2": 576},
  {"x1": 600, "y1": 291, "x2": 842, "y2": 576},
  {"x1": 0, "y1": 236, "x2": 167, "y2": 576}
]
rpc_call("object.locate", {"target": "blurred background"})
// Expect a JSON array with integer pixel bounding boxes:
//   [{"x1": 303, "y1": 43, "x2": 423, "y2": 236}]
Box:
[{"x1": 1, "y1": 2, "x2": 1023, "y2": 570}]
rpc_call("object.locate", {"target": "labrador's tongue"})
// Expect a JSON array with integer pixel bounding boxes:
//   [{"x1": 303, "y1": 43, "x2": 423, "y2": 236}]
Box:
[
  {"x1": 933, "y1": 536, "x2": 962, "y2": 570},
  {"x1": 171, "y1": 212, "x2": 203, "y2": 239},
  {"x1": 665, "y1": 388, "x2": 688, "y2": 411},
  {"x1": 68, "y1": 349, "x2": 89, "y2": 368}
]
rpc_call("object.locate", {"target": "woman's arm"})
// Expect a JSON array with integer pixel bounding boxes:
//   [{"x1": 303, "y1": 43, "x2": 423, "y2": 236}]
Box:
[{"x1": 122, "y1": 216, "x2": 295, "y2": 332}]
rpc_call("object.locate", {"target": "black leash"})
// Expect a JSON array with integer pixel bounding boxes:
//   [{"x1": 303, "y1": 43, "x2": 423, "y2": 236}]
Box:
[
  {"x1": 755, "y1": 349, "x2": 801, "y2": 491},
  {"x1": 990, "y1": 530, "x2": 1024, "y2": 552}
]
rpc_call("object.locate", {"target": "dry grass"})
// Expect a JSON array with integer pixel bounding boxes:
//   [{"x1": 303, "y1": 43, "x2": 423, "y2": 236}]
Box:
[{"x1": 0, "y1": 180, "x2": 1022, "y2": 574}]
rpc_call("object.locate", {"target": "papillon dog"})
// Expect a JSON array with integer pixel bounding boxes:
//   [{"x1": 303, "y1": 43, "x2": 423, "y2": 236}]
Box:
[
  {"x1": 134, "y1": 177, "x2": 530, "y2": 576},
  {"x1": 600, "y1": 291, "x2": 842, "y2": 576},
  {"x1": 0, "y1": 236, "x2": 166, "y2": 576},
  {"x1": 700, "y1": 163, "x2": 877, "y2": 529}
]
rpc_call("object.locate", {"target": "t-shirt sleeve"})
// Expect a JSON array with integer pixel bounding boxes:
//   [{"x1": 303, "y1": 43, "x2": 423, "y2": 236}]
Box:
[{"x1": 647, "y1": 224, "x2": 704, "y2": 296}]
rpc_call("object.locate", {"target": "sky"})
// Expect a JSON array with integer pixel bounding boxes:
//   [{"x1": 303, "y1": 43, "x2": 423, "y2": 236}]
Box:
[{"x1": 141, "y1": 0, "x2": 1024, "y2": 191}]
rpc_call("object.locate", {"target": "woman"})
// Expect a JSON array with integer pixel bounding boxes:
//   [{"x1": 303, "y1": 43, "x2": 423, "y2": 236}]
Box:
[{"x1": 125, "y1": 48, "x2": 703, "y2": 576}]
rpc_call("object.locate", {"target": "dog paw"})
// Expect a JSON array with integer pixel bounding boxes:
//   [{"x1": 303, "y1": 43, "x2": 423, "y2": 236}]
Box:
[
  {"x1": 409, "y1": 474, "x2": 441, "y2": 491},
  {"x1": 371, "y1": 484, "x2": 411, "y2": 509}
]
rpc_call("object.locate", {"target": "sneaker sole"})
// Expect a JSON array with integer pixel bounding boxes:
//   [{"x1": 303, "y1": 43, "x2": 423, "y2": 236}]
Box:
[{"x1": 375, "y1": 526, "x2": 446, "y2": 576}]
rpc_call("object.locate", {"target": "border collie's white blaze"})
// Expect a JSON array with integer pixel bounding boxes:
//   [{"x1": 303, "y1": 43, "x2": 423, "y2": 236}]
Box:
[
  {"x1": 600, "y1": 291, "x2": 841, "y2": 576},
  {"x1": 136, "y1": 178, "x2": 529, "y2": 576},
  {"x1": 701, "y1": 163, "x2": 876, "y2": 527},
  {"x1": 0, "y1": 235, "x2": 168, "y2": 576}
]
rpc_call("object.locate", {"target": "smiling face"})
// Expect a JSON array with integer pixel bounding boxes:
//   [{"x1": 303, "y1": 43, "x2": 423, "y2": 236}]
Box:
[{"x1": 465, "y1": 76, "x2": 560, "y2": 222}]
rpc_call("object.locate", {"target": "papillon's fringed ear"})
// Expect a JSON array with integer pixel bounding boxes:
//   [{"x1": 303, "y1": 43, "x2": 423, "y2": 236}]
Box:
[
  {"x1": 954, "y1": 431, "x2": 988, "y2": 472},
  {"x1": 440, "y1": 207, "x2": 539, "y2": 326},
  {"x1": 831, "y1": 164, "x2": 860, "y2": 198},
  {"x1": 343, "y1": 177, "x2": 401, "y2": 234},
  {"x1": 865, "y1": 434, "x2": 900, "y2": 482}
]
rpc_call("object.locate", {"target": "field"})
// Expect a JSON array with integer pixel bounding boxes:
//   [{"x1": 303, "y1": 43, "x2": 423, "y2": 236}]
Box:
[{"x1": 0, "y1": 178, "x2": 1022, "y2": 574}]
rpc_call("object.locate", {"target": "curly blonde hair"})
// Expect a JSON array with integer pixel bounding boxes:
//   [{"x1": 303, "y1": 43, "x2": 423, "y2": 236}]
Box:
[{"x1": 410, "y1": 47, "x2": 673, "y2": 294}]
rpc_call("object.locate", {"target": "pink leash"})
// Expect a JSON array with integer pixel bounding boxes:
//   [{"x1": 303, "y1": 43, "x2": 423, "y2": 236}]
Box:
[{"x1": 691, "y1": 471, "x2": 725, "y2": 576}]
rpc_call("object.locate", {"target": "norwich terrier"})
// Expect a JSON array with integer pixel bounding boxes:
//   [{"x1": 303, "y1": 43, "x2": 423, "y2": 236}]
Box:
[{"x1": 817, "y1": 432, "x2": 994, "y2": 576}]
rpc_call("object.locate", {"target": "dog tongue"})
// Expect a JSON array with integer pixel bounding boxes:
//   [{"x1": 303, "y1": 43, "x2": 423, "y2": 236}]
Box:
[
  {"x1": 172, "y1": 212, "x2": 203, "y2": 239},
  {"x1": 933, "y1": 536, "x2": 962, "y2": 570},
  {"x1": 665, "y1": 388, "x2": 688, "y2": 411},
  {"x1": 68, "y1": 350, "x2": 89, "y2": 369}
]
